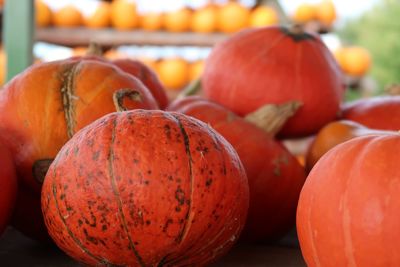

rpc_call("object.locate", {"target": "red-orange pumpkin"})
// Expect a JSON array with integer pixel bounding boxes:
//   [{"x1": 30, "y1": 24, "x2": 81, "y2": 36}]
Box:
[
  {"x1": 0, "y1": 140, "x2": 17, "y2": 236},
  {"x1": 202, "y1": 25, "x2": 344, "y2": 137},
  {"x1": 297, "y1": 134, "x2": 400, "y2": 266},
  {"x1": 0, "y1": 58, "x2": 158, "y2": 240},
  {"x1": 341, "y1": 96, "x2": 400, "y2": 130},
  {"x1": 168, "y1": 96, "x2": 306, "y2": 242},
  {"x1": 42, "y1": 110, "x2": 249, "y2": 266}
]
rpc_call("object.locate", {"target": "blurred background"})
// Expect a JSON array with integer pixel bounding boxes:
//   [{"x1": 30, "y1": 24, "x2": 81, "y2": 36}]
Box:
[{"x1": 1, "y1": 0, "x2": 399, "y2": 100}]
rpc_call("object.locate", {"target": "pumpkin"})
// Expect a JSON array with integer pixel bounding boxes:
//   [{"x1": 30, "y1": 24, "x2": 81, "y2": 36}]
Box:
[
  {"x1": 36, "y1": 0, "x2": 52, "y2": 27},
  {"x1": 140, "y1": 12, "x2": 163, "y2": 31},
  {"x1": 202, "y1": 25, "x2": 344, "y2": 137},
  {"x1": 293, "y1": 3, "x2": 316, "y2": 23},
  {"x1": 110, "y1": 0, "x2": 138, "y2": 30},
  {"x1": 341, "y1": 96, "x2": 400, "y2": 131},
  {"x1": 41, "y1": 109, "x2": 249, "y2": 266},
  {"x1": 164, "y1": 7, "x2": 192, "y2": 33},
  {"x1": 306, "y1": 120, "x2": 393, "y2": 171},
  {"x1": 342, "y1": 46, "x2": 372, "y2": 77},
  {"x1": 167, "y1": 96, "x2": 306, "y2": 242},
  {"x1": 297, "y1": 134, "x2": 400, "y2": 267},
  {"x1": 249, "y1": 5, "x2": 278, "y2": 28},
  {"x1": 84, "y1": 2, "x2": 111, "y2": 29},
  {"x1": 157, "y1": 58, "x2": 189, "y2": 91},
  {"x1": 0, "y1": 58, "x2": 158, "y2": 240},
  {"x1": 53, "y1": 5, "x2": 83, "y2": 28},
  {"x1": 217, "y1": 2, "x2": 250, "y2": 33},
  {"x1": 191, "y1": 5, "x2": 217, "y2": 33},
  {"x1": 315, "y1": 0, "x2": 337, "y2": 26},
  {"x1": 0, "y1": 140, "x2": 17, "y2": 237}
]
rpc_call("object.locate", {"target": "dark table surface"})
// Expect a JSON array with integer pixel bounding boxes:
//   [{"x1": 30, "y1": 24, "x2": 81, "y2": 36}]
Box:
[{"x1": 0, "y1": 227, "x2": 306, "y2": 267}]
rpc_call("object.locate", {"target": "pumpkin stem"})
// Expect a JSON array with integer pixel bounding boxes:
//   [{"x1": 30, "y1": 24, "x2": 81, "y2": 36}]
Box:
[
  {"x1": 86, "y1": 42, "x2": 104, "y2": 57},
  {"x1": 385, "y1": 84, "x2": 400, "y2": 95},
  {"x1": 245, "y1": 101, "x2": 302, "y2": 136},
  {"x1": 177, "y1": 78, "x2": 202, "y2": 99},
  {"x1": 33, "y1": 159, "x2": 54, "y2": 184},
  {"x1": 113, "y1": 89, "x2": 143, "y2": 112}
]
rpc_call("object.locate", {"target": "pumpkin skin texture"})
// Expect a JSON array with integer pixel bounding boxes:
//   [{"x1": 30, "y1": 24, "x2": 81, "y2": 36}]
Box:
[
  {"x1": 0, "y1": 59, "x2": 158, "y2": 240},
  {"x1": 112, "y1": 58, "x2": 169, "y2": 109},
  {"x1": 297, "y1": 134, "x2": 400, "y2": 267},
  {"x1": 168, "y1": 96, "x2": 306, "y2": 242},
  {"x1": 341, "y1": 96, "x2": 400, "y2": 131},
  {"x1": 305, "y1": 120, "x2": 393, "y2": 171},
  {"x1": 0, "y1": 141, "x2": 17, "y2": 236},
  {"x1": 202, "y1": 25, "x2": 344, "y2": 137},
  {"x1": 41, "y1": 110, "x2": 249, "y2": 266}
]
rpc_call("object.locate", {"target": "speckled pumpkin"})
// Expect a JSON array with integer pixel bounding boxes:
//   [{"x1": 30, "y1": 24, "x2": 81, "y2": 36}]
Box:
[
  {"x1": 41, "y1": 110, "x2": 249, "y2": 266},
  {"x1": 168, "y1": 96, "x2": 306, "y2": 242},
  {"x1": 0, "y1": 58, "x2": 158, "y2": 240}
]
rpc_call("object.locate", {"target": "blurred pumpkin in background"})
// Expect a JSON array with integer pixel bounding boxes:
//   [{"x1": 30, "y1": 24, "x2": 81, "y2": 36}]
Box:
[
  {"x1": 140, "y1": 12, "x2": 163, "y2": 31},
  {"x1": 84, "y1": 1, "x2": 111, "y2": 28},
  {"x1": 191, "y1": 4, "x2": 217, "y2": 33},
  {"x1": 293, "y1": 3, "x2": 316, "y2": 23},
  {"x1": 315, "y1": 0, "x2": 337, "y2": 26},
  {"x1": 157, "y1": 58, "x2": 189, "y2": 90},
  {"x1": 0, "y1": 48, "x2": 6, "y2": 86},
  {"x1": 249, "y1": 5, "x2": 278, "y2": 28},
  {"x1": 110, "y1": 0, "x2": 139, "y2": 30},
  {"x1": 334, "y1": 46, "x2": 372, "y2": 77},
  {"x1": 217, "y1": 2, "x2": 250, "y2": 33},
  {"x1": 36, "y1": 0, "x2": 52, "y2": 27},
  {"x1": 53, "y1": 5, "x2": 83, "y2": 27},
  {"x1": 164, "y1": 7, "x2": 192, "y2": 32}
]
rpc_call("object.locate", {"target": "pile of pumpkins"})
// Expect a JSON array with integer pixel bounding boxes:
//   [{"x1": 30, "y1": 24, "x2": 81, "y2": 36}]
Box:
[
  {"x1": 36, "y1": 0, "x2": 279, "y2": 33},
  {"x1": 1, "y1": 23, "x2": 400, "y2": 267}
]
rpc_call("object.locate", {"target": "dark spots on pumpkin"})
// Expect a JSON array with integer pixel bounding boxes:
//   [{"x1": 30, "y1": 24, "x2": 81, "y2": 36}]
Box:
[
  {"x1": 163, "y1": 219, "x2": 173, "y2": 233},
  {"x1": 175, "y1": 206, "x2": 181, "y2": 212},
  {"x1": 64, "y1": 148, "x2": 70, "y2": 156},
  {"x1": 78, "y1": 219, "x2": 83, "y2": 226},
  {"x1": 144, "y1": 180, "x2": 150, "y2": 185},
  {"x1": 176, "y1": 178, "x2": 182, "y2": 183},
  {"x1": 164, "y1": 124, "x2": 172, "y2": 139},
  {"x1": 60, "y1": 194, "x2": 66, "y2": 200},
  {"x1": 102, "y1": 224, "x2": 108, "y2": 231},
  {"x1": 206, "y1": 179, "x2": 213, "y2": 187},
  {"x1": 208, "y1": 170, "x2": 213, "y2": 176},
  {"x1": 146, "y1": 220, "x2": 151, "y2": 226},
  {"x1": 66, "y1": 206, "x2": 73, "y2": 212},
  {"x1": 200, "y1": 168, "x2": 205, "y2": 174},
  {"x1": 133, "y1": 158, "x2": 139, "y2": 164},
  {"x1": 147, "y1": 170, "x2": 152, "y2": 175},
  {"x1": 134, "y1": 241, "x2": 139, "y2": 246},
  {"x1": 73, "y1": 146, "x2": 79, "y2": 155},
  {"x1": 63, "y1": 184, "x2": 68, "y2": 190},
  {"x1": 92, "y1": 151, "x2": 100, "y2": 161},
  {"x1": 175, "y1": 186, "x2": 185, "y2": 206},
  {"x1": 83, "y1": 228, "x2": 99, "y2": 245},
  {"x1": 86, "y1": 138, "x2": 94, "y2": 148},
  {"x1": 128, "y1": 179, "x2": 134, "y2": 185},
  {"x1": 207, "y1": 223, "x2": 212, "y2": 229},
  {"x1": 167, "y1": 175, "x2": 173, "y2": 181}
]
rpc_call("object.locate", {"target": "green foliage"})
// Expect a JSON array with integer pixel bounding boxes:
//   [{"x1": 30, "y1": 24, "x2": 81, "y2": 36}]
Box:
[{"x1": 338, "y1": 0, "x2": 400, "y2": 93}]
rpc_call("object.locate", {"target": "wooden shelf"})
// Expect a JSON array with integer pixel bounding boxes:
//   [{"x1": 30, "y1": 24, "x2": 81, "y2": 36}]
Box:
[{"x1": 35, "y1": 27, "x2": 229, "y2": 47}]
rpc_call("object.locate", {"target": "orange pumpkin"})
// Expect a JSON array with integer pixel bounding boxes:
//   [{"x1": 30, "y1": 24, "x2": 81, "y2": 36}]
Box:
[
  {"x1": 249, "y1": 5, "x2": 278, "y2": 28},
  {"x1": 191, "y1": 5, "x2": 217, "y2": 33},
  {"x1": 140, "y1": 12, "x2": 163, "y2": 31},
  {"x1": 42, "y1": 109, "x2": 249, "y2": 265},
  {"x1": 342, "y1": 46, "x2": 372, "y2": 77},
  {"x1": 293, "y1": 3, "x2": 316, "y2": 23},
  {"x1": 298, "y1": 134, "x2": 400, "y2": 266},
  {"x1": 36, "y1": 0, "x2": 52, "y2": 27},
  {"x1": 315, "y1": 0, "x2": 337, "y2": 26},
  {"x1": 157, "y1": 58, "x2": 189, "y2": 91},
  {"x1": 53, "y1": 5, "x2": 83, "y2": 28},
  {"x1": 306, "y1": 120, "x2": 393, "y2": 171},
  {"x1": 110, "y1": 0, "x2": 139, "y2": 30},
  {"x1": 217, "y1": 2, "x2": 250, "y2": 33},
  {"x1": 84, "y1": 2, "x2": 111, "y2": 28},
  {"x1": 164, "y1": 7, "x2": 192, "y2": 32},
  {"x1": 0, "y1": 58, "x2": 158, "y2": 240}
]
